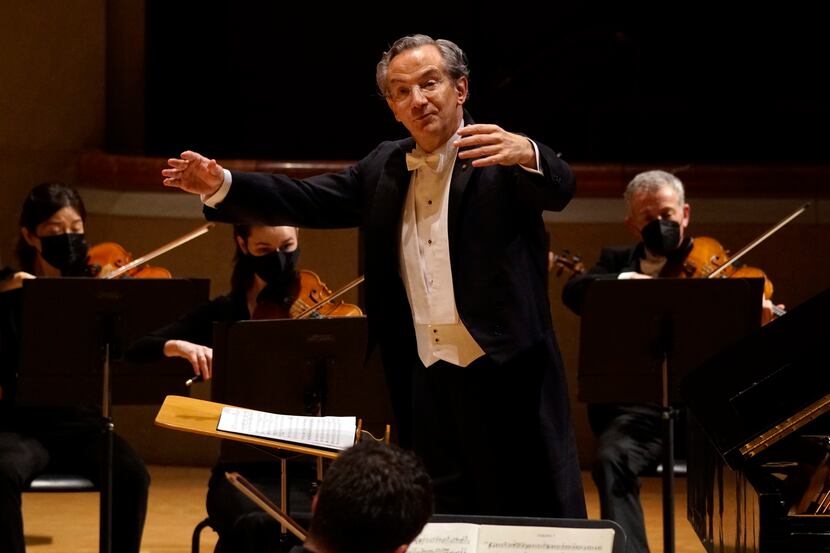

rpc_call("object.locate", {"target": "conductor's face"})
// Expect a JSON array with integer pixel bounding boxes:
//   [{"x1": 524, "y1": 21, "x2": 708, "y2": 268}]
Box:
[{"x1": 386, "y1": 44, "x2": 468, "y2": 153}]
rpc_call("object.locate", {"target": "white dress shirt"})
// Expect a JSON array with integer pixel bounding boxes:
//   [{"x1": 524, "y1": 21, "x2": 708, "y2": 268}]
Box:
[
  {"x1": 619, "y1": 248, "x2": 666, "y2": 279},
  {"x1": 399, "y1": 127, "x2": 485, "y2": 368}
]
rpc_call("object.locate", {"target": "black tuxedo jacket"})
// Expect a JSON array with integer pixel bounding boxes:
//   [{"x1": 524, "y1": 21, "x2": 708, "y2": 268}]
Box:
[{"x1": 205, "y1": 124, "x2": 573, "y2": 368}]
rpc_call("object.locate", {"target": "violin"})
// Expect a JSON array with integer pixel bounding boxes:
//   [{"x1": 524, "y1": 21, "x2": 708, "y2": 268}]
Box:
[
  {"x1": 660, "y1": 202, "x2": 811, "y2": 319},
  {"x1": 663, "y1": 235, "x2": 777, "y2": 301},
  {"x1": 252, "y1": 269, "x2": 364, "y2": 320},
  {"x1": 87, "y1": 242, "x2": 172, "y2": 279},
  {"x1": 86, "y1": 223, "x2": 214, "y2": 280}
]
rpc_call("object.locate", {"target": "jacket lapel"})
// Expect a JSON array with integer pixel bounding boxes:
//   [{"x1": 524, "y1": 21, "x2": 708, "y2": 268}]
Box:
[
  {"x1": 448, "y1": 111, "x2": 476, "y2": 251},
  {"x1": 369, "y1": 138, "x2": 414, "y2": 261}
]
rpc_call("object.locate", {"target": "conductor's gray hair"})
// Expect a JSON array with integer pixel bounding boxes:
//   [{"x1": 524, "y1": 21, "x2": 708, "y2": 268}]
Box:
[{"x1": 376, "y1": 34, "x2": 469, "y2": 98}]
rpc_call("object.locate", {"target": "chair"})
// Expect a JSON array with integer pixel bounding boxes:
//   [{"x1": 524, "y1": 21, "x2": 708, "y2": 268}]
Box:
[
  {"x1": 26, "y1": 473, "x2": 96, "y2": 492},
  {"x1": 191, "y1": 517, "x2": 217, "y2": 553},
  {"x1": 24, "y1": 473, "x2": 100, "y2": 549}
]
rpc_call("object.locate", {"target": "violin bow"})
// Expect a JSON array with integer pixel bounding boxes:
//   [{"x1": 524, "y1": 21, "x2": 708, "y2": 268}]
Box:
[
  {"x1": 295, "y1": 275, "x2": 365, "y2": 319},
  {"x1": 707, "y1": 203, "x2": 810, "y2": 279},
  {"x1": 103, "y1": 222, "x2": 215, "y2": 279}
]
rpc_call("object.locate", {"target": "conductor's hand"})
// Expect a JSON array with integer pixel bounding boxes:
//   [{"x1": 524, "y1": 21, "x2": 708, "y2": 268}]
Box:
[
  {"x1": 163, "y1": 339, "x2": 213, "y2": 380},
  {"x1": 162, "y1": 150, "x2": 225, "y2": 197},
  {"x1": 454, "y1": 124, "x2": 537, "y2": 169}
]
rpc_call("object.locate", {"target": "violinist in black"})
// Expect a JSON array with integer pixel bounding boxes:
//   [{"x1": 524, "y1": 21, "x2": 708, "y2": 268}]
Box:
[
  {"x1": 127, "y1": 223, "x2": 303, "y2": 553},
  {"x1": 562, "y1": 170, "x2": 779, "y2": 553},
  {"x1": 561, "y1": 170, "x2": 694, "y2": 553},
  {"x1": 0, "y1": 182, "x2": 149, "y2": 553}
]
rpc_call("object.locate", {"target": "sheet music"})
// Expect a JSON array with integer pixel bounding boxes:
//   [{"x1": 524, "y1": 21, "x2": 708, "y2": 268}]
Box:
[
  {"x1": 409, "y1": 522, "x2": 614, "y2": 553},
  {"x1": 477, "y1": 524, "x2": 614, "y2": 552},
  {"x1": 217, "y1": 406, "x2": 355, "y2": 451},
  {"x1": 409, "y1": 523, "x2": 478, "y2": 553}
]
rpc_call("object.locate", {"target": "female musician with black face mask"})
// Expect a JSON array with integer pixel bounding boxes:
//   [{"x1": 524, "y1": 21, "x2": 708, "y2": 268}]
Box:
[
  {"x1": 0, "y1": 182, "x2": 149, "y2": 553},
  {"x1": 127, "y1": 224, "x2": 299, "y2": 381},
  {"x1": 126, "y1": 223, "x2": 303, "y2": 553}
]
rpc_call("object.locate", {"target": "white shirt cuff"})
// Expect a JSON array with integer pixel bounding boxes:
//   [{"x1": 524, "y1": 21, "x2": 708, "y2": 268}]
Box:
[
  {"x1": 202, "y1": 169, "x2": 233, "y2": 207},
  {"x1": 518, "y1": 138, "x2": 543, "y2": 175}
]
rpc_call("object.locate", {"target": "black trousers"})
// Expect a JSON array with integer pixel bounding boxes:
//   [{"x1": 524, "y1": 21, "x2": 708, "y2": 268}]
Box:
[
  {"x1": 411, "y1": 342, "x2": 586, "y2": 518},
  {"x1": 589, "y1": 404, "x2": 663, "y2": 553},
  {"x1": 0, "y1": 415, "x2": 149, "y2": 553}
]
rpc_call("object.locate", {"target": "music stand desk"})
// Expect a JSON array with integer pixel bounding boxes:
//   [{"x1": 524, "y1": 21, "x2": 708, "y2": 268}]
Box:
[
  {"x1": 156, "y1": 394, "x2": 350, "y2": 538},
  {"x1": 155, "y1": 395, "x2": 341, "y2": 460},
  {"x1": 18, "y1": 277, "x2": 209, "y2": 553},
  {"x1": 577, "y1": 278, "x2": 763, "y2": 553}
]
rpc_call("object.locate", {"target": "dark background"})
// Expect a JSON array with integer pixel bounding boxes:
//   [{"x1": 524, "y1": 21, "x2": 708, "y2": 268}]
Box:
[{"x1": 145, "y1": 7, "x2": 829, "y2": 163}]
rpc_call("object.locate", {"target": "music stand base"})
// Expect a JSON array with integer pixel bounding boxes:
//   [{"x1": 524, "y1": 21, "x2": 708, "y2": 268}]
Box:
[{"x1": 661, "y1": 406, "x2": 676, "y2": 553}]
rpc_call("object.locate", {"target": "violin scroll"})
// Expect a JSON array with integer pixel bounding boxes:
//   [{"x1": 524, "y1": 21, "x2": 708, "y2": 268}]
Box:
[{"x1": 551, "y1": 250, "x2": 586, "y2": 278}]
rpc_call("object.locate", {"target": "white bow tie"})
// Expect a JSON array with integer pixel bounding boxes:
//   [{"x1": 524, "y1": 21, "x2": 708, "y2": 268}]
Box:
[{"x1": 406, "y1": 151, "x2": 443, "y2": 172}]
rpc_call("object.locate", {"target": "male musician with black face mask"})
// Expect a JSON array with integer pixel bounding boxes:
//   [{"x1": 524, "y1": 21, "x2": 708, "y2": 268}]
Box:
[
  {"x1": 561, "y1": 170, "x2": 688, "y2": 553},
  {"x1": 561, "y1": 170, "x2": 780, "y2": 553},
  {"x1": 126, "y1": 223, "x2": 306, "y2": 553}
]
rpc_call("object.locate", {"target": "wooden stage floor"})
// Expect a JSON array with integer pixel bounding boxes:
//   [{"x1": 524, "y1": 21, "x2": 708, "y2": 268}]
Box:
[{"x1": 22, "y1": 465, "x2": 706, "y2": 553}]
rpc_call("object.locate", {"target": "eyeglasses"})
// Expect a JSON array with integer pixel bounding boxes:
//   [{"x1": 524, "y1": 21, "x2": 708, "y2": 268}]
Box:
[{"x1": 387, "y1": 77, "x2": 446, "y2": 104}]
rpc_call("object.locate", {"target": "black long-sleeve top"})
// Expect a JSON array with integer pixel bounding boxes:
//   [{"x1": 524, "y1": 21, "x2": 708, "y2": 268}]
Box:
[{"x1": 126, "y1": 293, "x2": 250, "y2": 362}]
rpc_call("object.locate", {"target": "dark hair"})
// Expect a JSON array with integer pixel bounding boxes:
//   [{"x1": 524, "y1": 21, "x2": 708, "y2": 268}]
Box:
[
  {"x1": 230, "y1": 224, "x2": 256, "y2": 299},
  {"x1": 15, "y1": 182, "x2": 87, "y2": 273},
  {"x1": 310, "y1": 441, "x2": 433, "y2": 553}
]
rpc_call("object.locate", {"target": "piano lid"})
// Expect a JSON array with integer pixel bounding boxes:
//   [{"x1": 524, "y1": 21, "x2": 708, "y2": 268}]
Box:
[{"x1": 680, "y1": 287, "x2": 830, "y2": 471}]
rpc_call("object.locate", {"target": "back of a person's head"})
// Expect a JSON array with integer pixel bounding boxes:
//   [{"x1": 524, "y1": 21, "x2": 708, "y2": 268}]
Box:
[{"x1": 310, "y1": 440, "x2": 433, "y2": 553}]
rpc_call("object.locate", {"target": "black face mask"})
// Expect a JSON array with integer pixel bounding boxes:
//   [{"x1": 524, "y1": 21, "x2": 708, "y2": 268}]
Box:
[
  {"x1": 249, "y1": 249, "x2": 299, "y2": 286},
  {"x1": 38, "y1": 233, "x2": 89, "y2": 276},
  {"x1": 641, "y1": 219, "x2": 681, "y2": 257}
]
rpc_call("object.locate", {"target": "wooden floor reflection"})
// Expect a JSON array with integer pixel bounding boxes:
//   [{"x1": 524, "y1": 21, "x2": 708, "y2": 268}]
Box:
[{"x1": 22, "y1": 466, "x2": 706, "y2": 553}]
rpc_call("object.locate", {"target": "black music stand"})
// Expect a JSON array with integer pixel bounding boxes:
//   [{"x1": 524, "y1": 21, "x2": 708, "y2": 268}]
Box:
[
  {"x1": 210, "y1": 316, "x2": 393, "y2": 538},
  {"x1": 17, "y1": 277, "x2": 209, "y2": 553},
  {"x1": 211, "y1": 316, "x2": 391, "y2": 430},
  {"x1": 577, "y1": 278, "x2": 763, "y2": 553}
]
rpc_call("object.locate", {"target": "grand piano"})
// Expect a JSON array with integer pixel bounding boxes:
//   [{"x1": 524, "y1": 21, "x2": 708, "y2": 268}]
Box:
[{"x1": 681, "y1": 287, "x2": 830, "y2": 552}]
